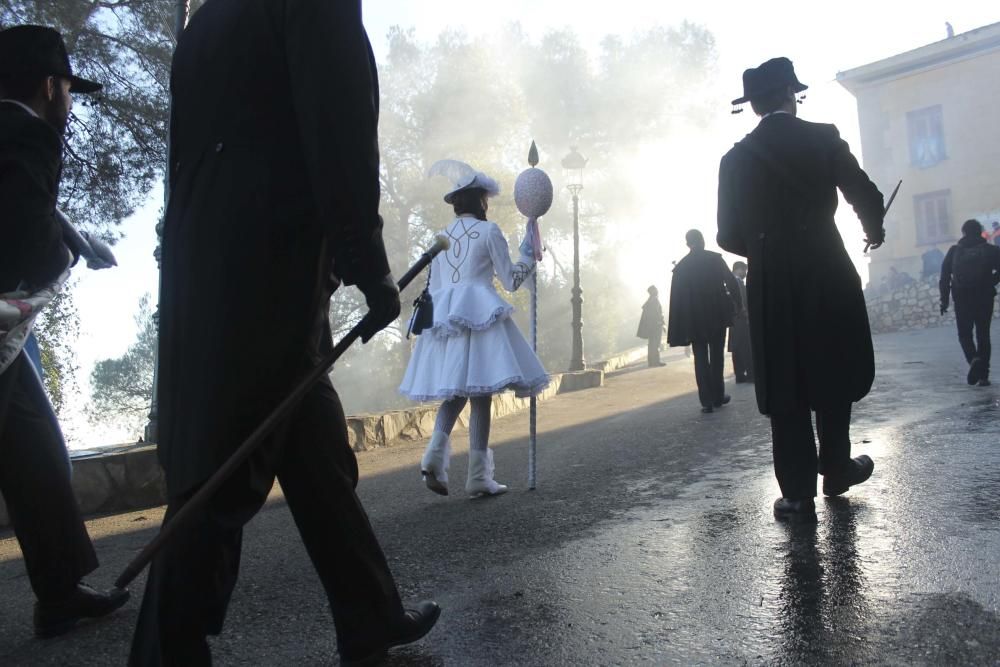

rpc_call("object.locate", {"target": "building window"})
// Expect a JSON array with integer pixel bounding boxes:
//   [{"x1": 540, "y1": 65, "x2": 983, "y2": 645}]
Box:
[
  {"x1": 913, "y1": 190, "x2": 952, "y2": 245},
  {"x1": 907, "y1": 105, "x2": 946, "y2": 168}
]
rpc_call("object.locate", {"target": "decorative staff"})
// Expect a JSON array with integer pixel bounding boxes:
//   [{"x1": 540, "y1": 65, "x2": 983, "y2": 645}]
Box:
[{"x1": 513, "y1": 141, "x2": 553, "y2": 490}]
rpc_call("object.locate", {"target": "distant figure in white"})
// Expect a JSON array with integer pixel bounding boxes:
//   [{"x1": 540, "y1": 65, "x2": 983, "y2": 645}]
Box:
[{"x1": 400, "y1": 160, "x2": 549, "y2": 497}]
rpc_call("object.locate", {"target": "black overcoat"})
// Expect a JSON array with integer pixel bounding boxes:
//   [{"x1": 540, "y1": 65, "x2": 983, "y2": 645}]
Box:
[
  {"x1": 717, "y1": 113, "x2": 884, "y2": 416},
  {"x1": 636, "y1": 296, "x2": 664, "y2": 339},
  {"x1": 158, "y1": 0, "x2": 392, "y2": 496},
  {"x1": 666, "y1": 249, "x2": 740, "y2": 346},
  {"x1": 0, "y1": 103, "x2": 73, "y2": 292}
]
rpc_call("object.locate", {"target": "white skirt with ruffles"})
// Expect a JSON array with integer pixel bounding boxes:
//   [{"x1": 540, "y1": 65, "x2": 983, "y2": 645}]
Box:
[{"x1": 399, "y1": 314, "x2": 549, "y2": 402}]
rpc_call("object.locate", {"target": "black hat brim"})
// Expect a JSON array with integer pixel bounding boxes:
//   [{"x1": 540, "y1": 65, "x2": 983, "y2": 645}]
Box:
[
  {"x1": 69, "y1": 74, "x2": 101, "y2": 94},
  {"x1": 731, "y1": 81, "x2": 807, "y2": 107}
]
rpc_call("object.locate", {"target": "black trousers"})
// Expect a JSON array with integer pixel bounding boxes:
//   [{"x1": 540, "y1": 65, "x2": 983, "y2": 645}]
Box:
[
  {"x1": 0, "y1": 353, "x2": 98, "y2": 601},
  {"x1": 691, "y1": 333, "x2": 726, "y2": 408},
  {"x1": 769, "y1": 402, "x2": 852, "y2": 499},
  {"x1": 647, "y1": 332, "x2": 662, "y2": 366},
  {"x1": 129, "y1": 378, "x2": 404, "y2": 666},
  {"x1": 954, "y1": 295, "x2": 994, "y2": 376}
]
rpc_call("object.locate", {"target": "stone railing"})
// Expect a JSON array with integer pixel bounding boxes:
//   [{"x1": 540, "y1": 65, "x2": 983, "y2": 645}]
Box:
[
  {"x1": 0, "y1": 349, "x2": 653, "y2": 528},
  {"x1": 865, "y1": 275, "x2": 1000, "y2": 334}
]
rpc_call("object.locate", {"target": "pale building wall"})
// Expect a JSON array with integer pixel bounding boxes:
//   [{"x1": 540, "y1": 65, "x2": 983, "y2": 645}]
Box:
[{"x1": 847, "y1": 45, "x2": 1000, "y2": 287}]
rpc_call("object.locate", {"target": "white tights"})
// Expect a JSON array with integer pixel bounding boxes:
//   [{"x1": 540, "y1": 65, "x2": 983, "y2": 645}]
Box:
[{"x1": 434, "y1": 395, "x2": 492, "y2": 451}]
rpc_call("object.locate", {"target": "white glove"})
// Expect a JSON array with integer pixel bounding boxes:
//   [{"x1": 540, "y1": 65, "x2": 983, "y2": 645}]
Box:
[{"x1": 80, "y1": 231, "x2": 118, "y2": 270}]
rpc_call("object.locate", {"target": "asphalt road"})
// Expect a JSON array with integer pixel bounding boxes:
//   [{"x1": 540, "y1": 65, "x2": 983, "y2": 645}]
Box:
[{"x1": 1, "y1": 325, "x2": 998, "y2": 665}]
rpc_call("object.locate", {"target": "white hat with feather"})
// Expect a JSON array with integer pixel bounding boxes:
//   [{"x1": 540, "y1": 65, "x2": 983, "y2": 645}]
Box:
[{"x1": 428, "y1": 159, "x2": 501, "y2": 204}]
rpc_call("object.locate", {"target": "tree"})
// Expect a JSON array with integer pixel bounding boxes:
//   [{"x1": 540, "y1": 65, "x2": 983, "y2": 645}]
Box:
[
  {"x1": 32, "y1": 283, "x2": 81, "y2": 416},
  {"x1": 88, "y1": 293, "x2": 155, "y2": 435}
]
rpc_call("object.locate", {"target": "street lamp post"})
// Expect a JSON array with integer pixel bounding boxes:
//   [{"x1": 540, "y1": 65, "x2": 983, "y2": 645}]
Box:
[{"x1": 562, "y1": 147, "x2": 587, "y2": 372}]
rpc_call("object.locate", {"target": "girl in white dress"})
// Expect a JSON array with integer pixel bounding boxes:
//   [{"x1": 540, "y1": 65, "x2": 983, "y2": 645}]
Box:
[{"x1": 399, "y1": 161, "x2": 549, "y2": 497}]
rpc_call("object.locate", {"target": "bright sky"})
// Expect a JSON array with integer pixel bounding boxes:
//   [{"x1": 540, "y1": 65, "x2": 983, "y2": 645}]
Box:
[{"x1": 63, "y1": 1, "x2": 999, "y2": 448}]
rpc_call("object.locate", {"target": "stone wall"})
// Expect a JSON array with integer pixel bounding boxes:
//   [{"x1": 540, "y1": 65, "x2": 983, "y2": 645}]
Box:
[
  {"x1": 0, "y1": 358, "x2": 620, "y2": 527},
  {"x1": 866, "y1": 276, "x2": 1000, "y2": 334}
]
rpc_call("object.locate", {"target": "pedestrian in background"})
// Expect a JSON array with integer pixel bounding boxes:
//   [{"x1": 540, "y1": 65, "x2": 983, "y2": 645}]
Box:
[
  {"x1": 667, "y1": 229, "x2": 741, "y2": 413},
  {"x1": 940, "y1": 218, "x2": 1000, "y2": 387},
  {"x1": 728, "y1": 261, "x2": 753, "y2": 383},
  {"x1": 637, "y1": 285, "x2": 666, "y2": 367}
]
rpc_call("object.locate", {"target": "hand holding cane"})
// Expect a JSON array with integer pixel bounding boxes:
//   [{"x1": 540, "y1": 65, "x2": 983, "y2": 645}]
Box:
[
  {"x1": 114, "y1": 235, "x2": 450, "y2": 591},
  {"x1": 865, "y1": 179, "x2": 901, "y2": 253}
]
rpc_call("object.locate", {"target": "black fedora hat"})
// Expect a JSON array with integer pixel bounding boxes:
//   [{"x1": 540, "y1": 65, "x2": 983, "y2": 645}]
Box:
[
  {"x1": 731, "y1": 57, "x2": 806, "y2": 106},
  {"x1": 0, "y1": 25, "x2": 101, "y2": 94}
]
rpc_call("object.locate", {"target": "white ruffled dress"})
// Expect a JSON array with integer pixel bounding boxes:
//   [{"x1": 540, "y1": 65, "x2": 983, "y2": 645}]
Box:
[{"x1": 399, "y1": 217, "x2": 550, "y2": 401}]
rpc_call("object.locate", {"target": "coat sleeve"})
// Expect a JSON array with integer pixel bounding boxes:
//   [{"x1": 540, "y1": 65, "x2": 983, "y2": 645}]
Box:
[
  {"x1": 716, "y1": 151, "x2": 747, "y2": 257},
  {"x1": 486, "y1": 223, "x2": 530, "y2": 293},
  {"x1": 939, "y1": 246, "x2": 954, "y2": 305},
  {"x1": 828, "y1": 125, "x2": 884, "y2": 240},
  {"x1": 0, "y1": 120, "x2": 71, "y2": 287},
  {"x1": 283, "y1": 0, "x2": 391, "y2": 287}
]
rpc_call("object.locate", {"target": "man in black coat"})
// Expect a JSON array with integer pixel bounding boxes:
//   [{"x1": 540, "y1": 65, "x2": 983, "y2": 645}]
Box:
[
  {"x1": 0, "y1": 25, "x2": 129, "y2": 637},
  {"x1": 940, "y1": 218, "x2": 1000, "y2": 386},
  {"x1": 717, "y1": 57, "x2": 885, "y2": 522},
  {"x1": 637, "y1": 285, "x2": 666, "y2": 367},
  {"x1": 129, "y1": 1, "x2": 438, "y2": 664},
  {"x1": 667, "y1": 230, "x2": 742, "y2": 413},
  {"x1": 728, "y1": 261, "x2": 753, "y2": 383}
]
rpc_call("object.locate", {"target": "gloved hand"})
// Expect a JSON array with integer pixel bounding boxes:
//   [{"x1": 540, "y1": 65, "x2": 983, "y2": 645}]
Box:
[
  {"x1": 518, "y1": 232, "x2": 535, "y2": 265},
  {"x1": 865, "y1": 226, "x2": 886, "y2": 251},
  {"x1": 357, "y1": 274, "x2": 400, "y2": 343},
  {"x1": 80, "y1": 231, "x2": 118, "y2": 270},
  {"x1": 940, "y1": 302, "x2": 948, "y2": 316}
]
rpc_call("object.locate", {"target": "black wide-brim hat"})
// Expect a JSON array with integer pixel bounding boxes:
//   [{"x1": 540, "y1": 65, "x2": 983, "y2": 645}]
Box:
[
  {"x1": 0, "y1": 25, "x2": 101, "y2": 94},
  {"x1": 731, "y1": 56, "x2": 806, "y2": 106}
]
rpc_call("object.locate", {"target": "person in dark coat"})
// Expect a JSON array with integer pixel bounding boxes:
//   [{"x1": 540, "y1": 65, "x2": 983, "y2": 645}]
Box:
[
  {"x1": 667, "y1": 230, "x2": 741, "y2": 412},
  {"x1": 637, "y1": 285, "x2": 666, "y2": 367},
  {"x1": 939, "y1": 219, "x2": 1000, "y2": 386},
  {"x1": 717, "y1": 57, "x2": 885, "y2": 522},
  {"x1": 129, "y1": 1, "x2": 439, "y2": 664},
  {"x1": 0, "y1": 25, "x2": 130, "y2": 638},
  {"x1": 728, "y1": 261, "x2": 753, "y2": 383}
]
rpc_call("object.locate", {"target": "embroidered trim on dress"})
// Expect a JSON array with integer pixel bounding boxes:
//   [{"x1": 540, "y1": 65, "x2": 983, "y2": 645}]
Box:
[
  {"x1": 426, "y1": 304, "x2": 514, "y2": 337},
  {"x1": 401, "y1": 373, "x2": 551, "y2": 402}
]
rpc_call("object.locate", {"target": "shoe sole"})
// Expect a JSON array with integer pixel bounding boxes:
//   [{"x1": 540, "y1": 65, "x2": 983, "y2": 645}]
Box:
[
  {"x1": 773, "y1": 510, "x2": 818, "y2": 524},
  {"x1": 422, "y1": 472, "x2": 448, "y2": 496}
]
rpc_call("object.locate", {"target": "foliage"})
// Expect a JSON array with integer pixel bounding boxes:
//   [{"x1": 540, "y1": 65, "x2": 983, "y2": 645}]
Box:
[
  {"x1": 87, "y1": 293, "x2": 155, "y2": 435},
  {"x1": 32, "y1": 282, "x2": 80, "y2": 416}
]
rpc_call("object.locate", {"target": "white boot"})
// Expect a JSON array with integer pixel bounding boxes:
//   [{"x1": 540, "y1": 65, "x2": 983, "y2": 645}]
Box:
[
  {"x1": 465, "y1": 448, "x2": 508, "y2": 497},
  {"x1": 420, "y1": 431, "x2": 451, "y2": 496}
]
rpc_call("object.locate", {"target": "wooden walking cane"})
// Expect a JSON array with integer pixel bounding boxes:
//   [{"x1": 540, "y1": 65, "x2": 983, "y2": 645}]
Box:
[{"x1": 115, "y1": 235, "x2": 450, "y2": 590}]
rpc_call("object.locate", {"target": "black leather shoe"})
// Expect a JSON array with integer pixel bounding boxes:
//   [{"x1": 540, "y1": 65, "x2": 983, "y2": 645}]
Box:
[
  {"x1": 34, "y1": 583, "x2": 130, "y2": 639},
  {"x1": 713, "y1": 395, "x2": 731, "y2": 408},
  {"x1": 968, "y1": 357, "x2": 985, "y2": 385},
  {"x1": 773, "y1": 497, "x2": 817, "y2": 523},
  {"x1": 341, "y1": 601, "x2": 441, "y2": 666},
  {"x1": 701, "y1": 405, "x2": 713, "y2": 413},
  {"x1": 978, "y1": 378, "x2": 991, "y2": 387},
  {"x1": 822, "y1": 455, "x2": 874, "y2": 497}
]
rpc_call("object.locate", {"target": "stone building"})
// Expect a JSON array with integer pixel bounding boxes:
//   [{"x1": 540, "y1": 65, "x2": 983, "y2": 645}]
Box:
[{"x1": 837, "y1": 21, "x2": 1000, "y2": 288}]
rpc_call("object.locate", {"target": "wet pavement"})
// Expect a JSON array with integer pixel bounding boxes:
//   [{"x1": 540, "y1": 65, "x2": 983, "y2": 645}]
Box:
[{"x1": 1, "y1": 325, "x2": 998, "y2": 665}]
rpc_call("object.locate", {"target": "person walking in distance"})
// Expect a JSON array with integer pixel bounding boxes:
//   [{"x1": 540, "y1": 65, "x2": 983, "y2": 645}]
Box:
[
  {"x1": 940, "y1": 219, "x2": 1000, "y2": 386},
  {"x1": 637, "y1": 285, "x2": 666, "y2": 367},
  {"x1": 667, "y1": 229, "x2": 742, "y2": 413},
  {"x1": 729, "y1": 261, "x2": 753, "y2": 383},
  {"x1": 129, "y1": 1, "x2": 439, "y2": 664},
  {"x1": 717, "y1": 57, "x2": 885, "y2": 522}
]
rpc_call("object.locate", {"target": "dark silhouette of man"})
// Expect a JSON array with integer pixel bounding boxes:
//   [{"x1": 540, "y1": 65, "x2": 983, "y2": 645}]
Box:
[
  {"x1": 717, "y1": 57, "x2": 885, "y2": 522},
  {"x1": 940, "y1": 218, "x2": 1000, "y2": 386},
  {"x1": 667, "y1": 230, "x2": 741, "y2": 413},
  {"x1": 0, "y1": 25, "x2": 129, "y2": 638},
  {"x1": 129, "y1": 1, "x2": 439, "y2": 664},
  {"x1": 729, "y1": 261, "x2": 753, "y2": 383},
  {"x1": 637, "y1": 285, "x2": 666, "y2": 367}
]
